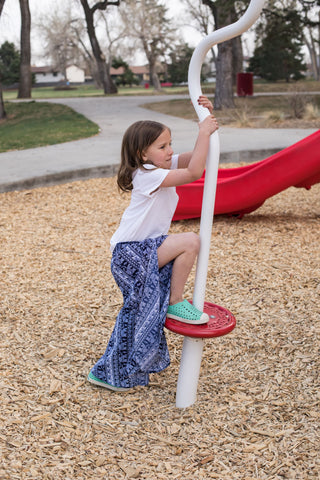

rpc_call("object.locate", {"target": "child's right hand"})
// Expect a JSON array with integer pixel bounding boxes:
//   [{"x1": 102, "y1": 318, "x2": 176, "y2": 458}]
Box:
[
  {"x1": 198, "y1": 114, "x2": 219, "y2": 136},
  {"x1": 197, "y1": 95, "x2": 214, "y2": 114}
]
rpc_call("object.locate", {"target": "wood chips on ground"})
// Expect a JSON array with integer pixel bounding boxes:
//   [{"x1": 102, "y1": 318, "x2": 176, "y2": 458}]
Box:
[{"x1": 0, "y1": 171, "x2": 319, "y2": 480}]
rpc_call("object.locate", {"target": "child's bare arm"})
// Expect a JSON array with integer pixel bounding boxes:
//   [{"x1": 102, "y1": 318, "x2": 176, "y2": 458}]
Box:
[{"x1": 160, "y1": 114, "x2": 218, "y2": 188}]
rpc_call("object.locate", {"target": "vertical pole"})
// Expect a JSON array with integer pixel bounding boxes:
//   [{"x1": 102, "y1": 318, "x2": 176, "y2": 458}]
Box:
[
  {"x1": 175, "y1": 133, "x2": 220, "y2": 409},
  {"x1": 175, "y1": 0, "x2": 266, "y2": 408}
]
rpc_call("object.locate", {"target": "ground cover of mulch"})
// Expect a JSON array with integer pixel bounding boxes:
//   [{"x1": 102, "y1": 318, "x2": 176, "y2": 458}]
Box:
[{"x1": 1, "y1": 173, "x2": 319, "y2": 480}]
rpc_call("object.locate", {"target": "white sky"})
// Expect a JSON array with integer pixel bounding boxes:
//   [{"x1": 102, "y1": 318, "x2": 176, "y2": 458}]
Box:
[{"x1": 0, "y1": 0, "x2": 254, "y2": 65}]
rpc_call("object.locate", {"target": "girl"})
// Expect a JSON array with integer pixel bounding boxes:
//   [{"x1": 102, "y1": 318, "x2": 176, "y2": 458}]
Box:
[{"x1": 88, "y1": 96, "x2": 218, "y2": 392}]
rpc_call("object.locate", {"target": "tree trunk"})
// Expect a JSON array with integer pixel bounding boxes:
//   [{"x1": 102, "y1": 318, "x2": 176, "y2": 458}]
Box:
[
  {"x1": 232, "y1": 35, "x2": 243, "y2": 85},
  {"x1": 0, "y1": 0, "x2": 6, "y2": 15},
  {"x1": 304, "y1": 33, "x2": 319, "y2": 80},
  {"x1": 0, "y1": 81, "x2": 6, "y2": 119},
  {"x1": 202, "y1": 0, "x2": 235, "y2": 109},
  {"x1": 18, "y1": 0, "x2": 32, "y2": 98},
  {"x1": 231, "y1": 4, "x2": 243, "y2": 85},
  {"x1": 151, "y1": 71, "x2": 161, "y2": 90},
  {"x1": 147, "y1": 56, "x2": 161, "y2": 91},
  {"x1": 215, "y1": 39, "x2": 234, "y2": 109},
  {"x1": 80, "y1": 0, "x2": 118, "y2": 94},
  {"x1": 0, "y1": 0, "x2": 6, "y2": 118}
]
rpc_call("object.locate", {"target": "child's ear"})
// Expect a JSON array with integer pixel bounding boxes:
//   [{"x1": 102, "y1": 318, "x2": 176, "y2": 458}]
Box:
[{"x1": 141, "y1": 150, "x2": 148, "y2": 162}]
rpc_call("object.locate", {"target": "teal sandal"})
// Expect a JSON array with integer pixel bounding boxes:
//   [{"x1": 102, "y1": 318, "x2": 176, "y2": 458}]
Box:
[
  {"x1": 167, "y1": 299, "x2": 209, "y2": 325},
  {"x1": 87, "y1": 371, "x2": 131, "y2": 392}
]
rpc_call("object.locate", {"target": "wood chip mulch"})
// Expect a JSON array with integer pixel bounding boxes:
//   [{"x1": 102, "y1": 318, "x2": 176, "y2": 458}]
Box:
[{"x1": 1, "y1": 171, "x2": 319, "y2": 480}]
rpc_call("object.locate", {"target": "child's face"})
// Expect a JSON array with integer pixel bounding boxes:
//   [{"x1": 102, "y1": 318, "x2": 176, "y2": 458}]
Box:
[{"x1": 142, "y1": 128, "x2": 173, "y2": 169}]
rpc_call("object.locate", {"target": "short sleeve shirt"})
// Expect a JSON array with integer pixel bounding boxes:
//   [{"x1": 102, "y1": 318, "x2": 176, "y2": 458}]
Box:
[{"x1": 110, "y1": 155, "x2": 179, "y2": 251}]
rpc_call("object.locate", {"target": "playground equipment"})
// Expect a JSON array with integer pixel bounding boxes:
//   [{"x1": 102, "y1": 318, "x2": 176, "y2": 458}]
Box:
[
  {"x1": 165, "y1": 0, "x2": 266, "y2": 408},
  {"x1": 173, "y1": 130, "x2": 320, "y2": 221}
]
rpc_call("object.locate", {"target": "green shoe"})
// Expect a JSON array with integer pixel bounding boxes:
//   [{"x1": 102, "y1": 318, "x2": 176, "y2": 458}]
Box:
[
  {"x1": 167, "y1": 300, "x2": 209, "y2": 325},
  {"x1": 87, "y1": 371, "x2": 131, "y2": 392}
]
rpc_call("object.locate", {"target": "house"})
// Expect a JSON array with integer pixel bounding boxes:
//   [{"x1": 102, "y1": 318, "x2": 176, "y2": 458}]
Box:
[
  {"x1": 110, "y1": 65, "x2": 150, "y2": 85},
  {"x1": 31, "y1": 64, "x2": 85, "y2": 85},
  {"x1": 31, "y1": 66, "x2": 65, "y2": 85},
  {"x1": 31, "y1": 64, "x2": 155, "y2": 86},
  {"x1": 66, "y1": 65, "x2": 85, "y2": 83}
]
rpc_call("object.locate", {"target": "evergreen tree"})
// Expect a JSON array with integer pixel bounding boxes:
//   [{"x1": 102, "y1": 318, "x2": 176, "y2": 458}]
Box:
[
  {"x1": 112, "y1": 56, "x2": 139, "y2": 86},
  {"x1": 0, "y1": 41, "x2": 20, "y2": 86},
  {"x1": 249, "y1": 7, "x2": 306, "y2": 82},
  {"x1": 167, "y1": 43, "x2": 193, "y2": 84}
]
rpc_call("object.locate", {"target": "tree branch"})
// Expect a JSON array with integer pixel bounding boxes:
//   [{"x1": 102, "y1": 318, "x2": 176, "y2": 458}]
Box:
[
  {"x1": 91, "y1": 1, "x2": 120, "y2": 14},
  {"x1": 0, "y1": 0, "x2": 6, "y2": 16}
]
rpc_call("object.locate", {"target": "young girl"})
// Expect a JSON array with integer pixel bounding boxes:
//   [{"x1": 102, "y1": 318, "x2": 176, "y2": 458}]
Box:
[{"x1": 88, "y1": 96, "x2": 218, "y2": 392}]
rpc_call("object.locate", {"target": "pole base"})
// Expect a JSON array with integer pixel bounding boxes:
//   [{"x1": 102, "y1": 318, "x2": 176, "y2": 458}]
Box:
[{"x1": 165, "y1": 302, "x2": 236, "y2": 408}]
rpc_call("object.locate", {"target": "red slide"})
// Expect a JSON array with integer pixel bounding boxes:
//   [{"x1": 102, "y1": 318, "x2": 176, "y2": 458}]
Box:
[{"x1": 173, "y1": 130, "x2": 320, "y2": 220}]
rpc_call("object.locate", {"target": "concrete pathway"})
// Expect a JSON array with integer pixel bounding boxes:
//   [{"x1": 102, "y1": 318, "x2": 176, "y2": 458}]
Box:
[{"x1": 0, "y1": 95, "x2": 317, "y2": 192}]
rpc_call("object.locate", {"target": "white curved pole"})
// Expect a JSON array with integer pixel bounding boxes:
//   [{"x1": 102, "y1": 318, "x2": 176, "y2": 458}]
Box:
[{"x1": 176, "y1": 0, "x2": 266, "y2": 409}]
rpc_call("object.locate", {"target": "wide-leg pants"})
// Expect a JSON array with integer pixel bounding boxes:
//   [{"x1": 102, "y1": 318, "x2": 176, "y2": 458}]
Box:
[{"x1": 91, "y1": 236, "x2": 172, "y2": 388}]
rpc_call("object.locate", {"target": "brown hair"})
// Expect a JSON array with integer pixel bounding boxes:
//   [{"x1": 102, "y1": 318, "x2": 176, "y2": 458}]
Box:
[{"x1": 117, "y1": 120, "x2": 169, "y2": 192}]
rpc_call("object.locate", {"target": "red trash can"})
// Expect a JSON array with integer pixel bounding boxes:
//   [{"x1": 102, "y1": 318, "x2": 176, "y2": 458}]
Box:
[{"x1": 237, "y1": 72, "x2": 253, "y2": 97}]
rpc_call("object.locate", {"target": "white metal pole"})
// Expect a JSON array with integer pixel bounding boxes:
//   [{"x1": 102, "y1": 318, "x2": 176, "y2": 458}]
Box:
[{"x1": 175, "y1": 0, "x2": 266, "y2": 409}]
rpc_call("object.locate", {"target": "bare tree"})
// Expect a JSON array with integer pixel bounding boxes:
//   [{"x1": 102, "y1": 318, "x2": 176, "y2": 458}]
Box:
[
  {"x1": 79, "y1": 0, "x2": 121, "y2": 94},
  {"x1": 182, "y1": 0, "x2": 217, "y2": 70},
  {"x1": 70, "y1": 19, "x2": 99, "y2": 85},
  {"x1": 37, "y1": 7, "x2": 85, "y2": 81},
  {"x1": 18, "y1": 0, "x2": 32, "y2": 98},
  {"x1": 0, "y1": 0, "x2": 7, "y2": 118},
  {"x1": 120, "y1": 0, "x2": 174, "y2": 91},
  {"x1": 98, "y1": 9, "x2": 128, "y2": 80},
  {"x1": 298, "y1": 0, "x2": 320, "y2": 80}
]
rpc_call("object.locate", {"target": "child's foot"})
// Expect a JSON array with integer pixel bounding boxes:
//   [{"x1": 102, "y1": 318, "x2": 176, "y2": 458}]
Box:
[
  {"x1": 87, "y1": 371, "x2": 131, "y2": 392},
  {"x1": 167, "y1": 299, "x2": 209, "y2": 325}
]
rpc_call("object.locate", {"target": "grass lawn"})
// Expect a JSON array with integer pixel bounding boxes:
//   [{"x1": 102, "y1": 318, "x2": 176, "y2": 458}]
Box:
[
  {"x1": 3, "y1": 79, "x2": 319, "y2": 101},
  {"x1": 0, "y1": 101, "x2": 99, "y2": 153},
  {"x1": 2, "y1": 84, "x2": 189, "y2": 101}
]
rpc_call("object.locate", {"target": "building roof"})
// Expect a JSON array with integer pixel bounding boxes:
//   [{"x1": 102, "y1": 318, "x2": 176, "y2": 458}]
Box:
[
  {"x1": 110, "y1": 65, "x2": 149, "y2": 75},
  {"x1": 130, "y1": 65, "x2": 148, "y2": 74},
  {"x1": 31, "y1": 66, "x2": 55, "y2": 74}
]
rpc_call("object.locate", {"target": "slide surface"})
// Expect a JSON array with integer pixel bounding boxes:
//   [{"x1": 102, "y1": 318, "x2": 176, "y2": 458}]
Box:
[{"x1": 173, "y1": 130, "x2": 320, "y2": 220}]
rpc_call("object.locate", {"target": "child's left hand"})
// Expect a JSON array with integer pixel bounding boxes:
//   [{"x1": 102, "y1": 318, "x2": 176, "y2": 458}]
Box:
[{"x1": 197, "y1": 95, "x2": 214, "y2": 114}]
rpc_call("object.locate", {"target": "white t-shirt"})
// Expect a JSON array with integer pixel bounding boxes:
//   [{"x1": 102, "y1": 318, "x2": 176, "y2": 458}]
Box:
[{"x1": 110, "y1": 154, "x2": 179, "y2": 251}]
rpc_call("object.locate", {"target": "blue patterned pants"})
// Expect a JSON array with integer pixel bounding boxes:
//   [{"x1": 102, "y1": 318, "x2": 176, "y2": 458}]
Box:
[{"x1": 91, "y1": 235, "x2": 173, "y2": 388}]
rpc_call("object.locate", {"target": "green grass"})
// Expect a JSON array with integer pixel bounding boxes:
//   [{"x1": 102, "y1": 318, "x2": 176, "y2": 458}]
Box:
[
  {"x1": 0, "y1": 101, "x2": 99, "y2": 153},
  {"x1": 3, "y1": 85, "x2": 104, "y2": 101},
  {"x1": 2, "y1": 84, "x2": 189, "y2": 101},
  {"x1": 2, "y1": 79, "x2": 319, "y2": 101},
  {"x1": 3, "y1": 79, "x2": 319, "y2": 102}
]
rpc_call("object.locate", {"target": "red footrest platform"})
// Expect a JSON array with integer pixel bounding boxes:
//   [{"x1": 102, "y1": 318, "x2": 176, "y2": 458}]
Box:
[{"x1": 165, "y1": 301, "x2": 236, "y2": 338}]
